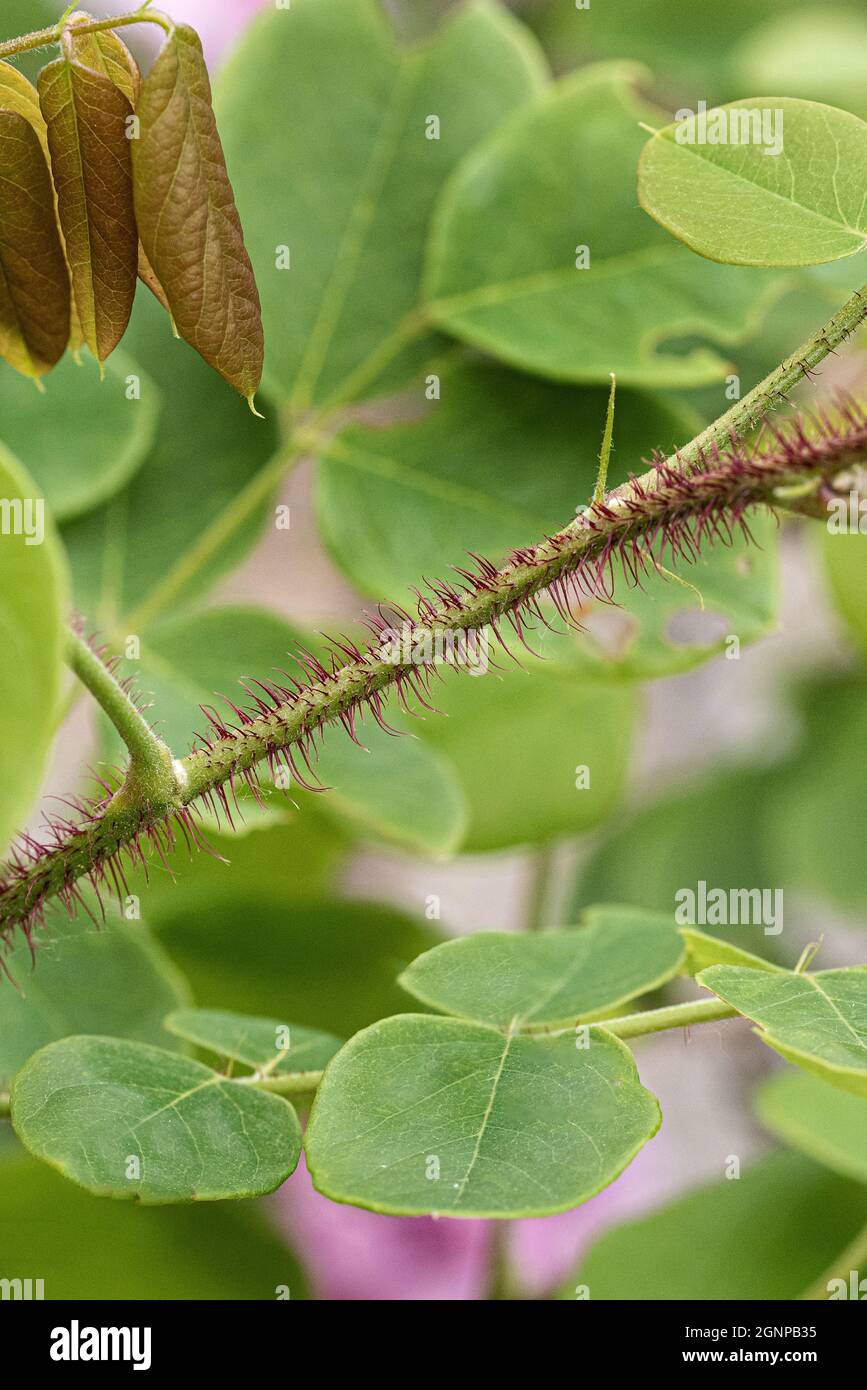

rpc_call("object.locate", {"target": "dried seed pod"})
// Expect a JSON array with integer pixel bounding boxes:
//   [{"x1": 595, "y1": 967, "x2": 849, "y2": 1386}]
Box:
[
  {"x1": 38, "y1": 24, "x2": 139, "y2": 366},
  {"x1": 132, "y1": 24, "x2": 264, "y2": 407},
  {"x1": 0, "y1": 111, "x2": 71, "y2": 381}
]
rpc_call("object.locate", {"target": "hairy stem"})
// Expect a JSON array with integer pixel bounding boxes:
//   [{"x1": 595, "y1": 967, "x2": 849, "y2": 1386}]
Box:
[
  {"x1": 0, "y1": 6, "x2": 170, "y2": 61},
  {"x1": 2, "y1": 285, "x2": 867, "y2": 939},
  {"x1": 65, "y1": 630, "x2": 173, "y2": 780}
]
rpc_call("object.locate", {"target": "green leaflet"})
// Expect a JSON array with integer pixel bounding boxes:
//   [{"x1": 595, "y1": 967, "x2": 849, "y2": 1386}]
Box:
[
  {"x1": 639, "y1": 98, "x2": 867, "y2": 267},
  {"x1": 133, "y1": 25, "x2": 264, "y2": 404},
  {"x1": 0, "y1": 349, "x2": 158, "y2": 521},
  {"x1": 305, "y1": 1014, "x2": 660, "y2": 1218},
  {"x1": 0, "y1": 111, "x2": 70, "y2": 380},
  {"x1": 757, "y1": 1070, "x2": 867, "y2": 1184},
  {"x1": 38, "y1": 35, "x2": 138, "y2": 364},
  {"x1": 164, "y1": 1009, "x2": 342, "y2": 1089},
  {"x1": 568, "y1": 1150, "x2": 867, "y2": 1300},
  {"x1": 398, "y1": 907, "x2": 684, "y2": 1028},
  {"x1": 0, "y1": 449, "x2": 67, "y2": 857},
  {"x1": 425, "y1": 65, "x2": 793, "y2": 386},
  {"x1": 679, "y1": 927, "x2": 783, "y2": 975},
  {"x1": 98, "y1": 605, "x2": 468, "y2": 857},
  {"x1": 216, "y1": 0, "x2": 546, "y2": 408},
  {"x1": 699, "y1": 964, "x2": 867, "y2": 1095},
  {"x1": 11, "y1": 1035, "x2": 302, "y2": 1203},
  {"x1": 0, "y1": 914, "x2": 191, "y2": 1092}
]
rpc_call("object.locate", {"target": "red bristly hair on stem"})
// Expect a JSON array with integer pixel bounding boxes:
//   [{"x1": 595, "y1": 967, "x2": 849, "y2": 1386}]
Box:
[{"x1": 1, "y1": 398, "x2": 866, "y2": 956}]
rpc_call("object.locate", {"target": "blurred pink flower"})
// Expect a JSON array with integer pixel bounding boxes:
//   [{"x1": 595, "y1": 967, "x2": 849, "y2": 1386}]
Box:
[{"x1": 91, "y1": 0, "x2": 271, "y2": 63}]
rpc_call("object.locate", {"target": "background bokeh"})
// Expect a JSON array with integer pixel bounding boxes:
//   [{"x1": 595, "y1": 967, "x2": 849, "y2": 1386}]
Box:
[{"x1": 2, "y1": 0, "x2": 867, "y2": 1300}]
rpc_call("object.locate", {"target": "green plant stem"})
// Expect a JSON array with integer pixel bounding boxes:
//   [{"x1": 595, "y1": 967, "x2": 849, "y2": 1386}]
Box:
[
  {"x1": 3, "y1": 283, "x2": 867, "y2": 934},
  {"x1": 0, "y1": 6, "x2": 170, "y2": 60},
  {"x1": 800, "y1": 1219, "x2": 867, "y2": 1301},
  {"x1": 64, "y1": 629, "x2": 173, "y2": 779},
  {"x1": 547, "y1": 996, "x2": 738, "y2": 1040}
]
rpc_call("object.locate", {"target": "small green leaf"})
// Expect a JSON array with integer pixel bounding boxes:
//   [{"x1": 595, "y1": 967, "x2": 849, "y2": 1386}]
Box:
[
  {"x1": 0, "y1": 350, "x2": 158, "y2": 521},
  {"x1": 699, "y1": 964, "x2": 867, "y2": 1095},
  {"x1": 568, "y1": 1151, "x2": 867, "y2": 1300},
  {"x1": 426, "y1": 65, "x2": 792, "y2": 386},
  {"x1": 305, "y1": 1014, "x2": 660, "y2": 1217},
  {"x1": 0, "y1": 448, "x2": 67, "y2": 856},
  {"x1": 133, "y1": 25, "x2": 263, "y2": 403},
  {"x1": 216, "y1": 0, "x2": 546, "y2": 406},
  {"x1": 757, "y1": 1070, "x2": 867, "y2": 1184},
  {"x1": 0, "y1": 111, "x2": 70, "y2": 380},
  {"x1": 399, "y1": 907, "x2": 684, "y2": 1028},
  {"x1": 38, "y1": 35, "x2": 138, "y2": 363},
  {"x1": 680, "y1": 927, "x2": 783, "y2": 976},
  {"x1": 11, "y1": 1036, "x2": 302, "y2": 1203},
  {"x1": 165, "y1": 1008, "x2": 342, "y2": 1085},
  {"x1": 0, "y1": 915, "x2": 191, "y2": 1092},
  {"x1": 638, "y1": 98, "x2": 867, "y2": 267}
]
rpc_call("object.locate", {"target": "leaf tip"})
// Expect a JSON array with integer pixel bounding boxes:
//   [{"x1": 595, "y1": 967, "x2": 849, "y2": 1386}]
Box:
[{"x1": 247, "y1": 393, "x2": 266, "y2": 420}]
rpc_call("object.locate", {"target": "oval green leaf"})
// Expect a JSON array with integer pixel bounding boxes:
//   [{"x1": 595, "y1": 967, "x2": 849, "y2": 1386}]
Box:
[
  {"x1": 399, "y1": 907, "x2": 684, "y2": 1029},
  {"x1": 305, "y1": 1013, "x2": 660, "y2": 1217},
  {"x1": 0, "y1": 111, "x2": 70, "y2": 380},
  {"x1": 638, "y1": 98, "x2": 867, "y2": 267},
  {"x1": 425, "y1": 66, "x2": 792, "y2": 386},
  {"x1": 0, "y1": 448, "x2": 67, "y2": 857},
  {"x1": 165, "y1": 1008, "x2": 342, "y2": 1089},
  {"x1": 11, "y1": 1035, "x2": 302, "y2": 1203},
  {"x1": 133, "y1": 25, "x2": 264, "y2": 404},
  {"x1": 699, "y1": 963, "x2": 867, "y2": 1095}
]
